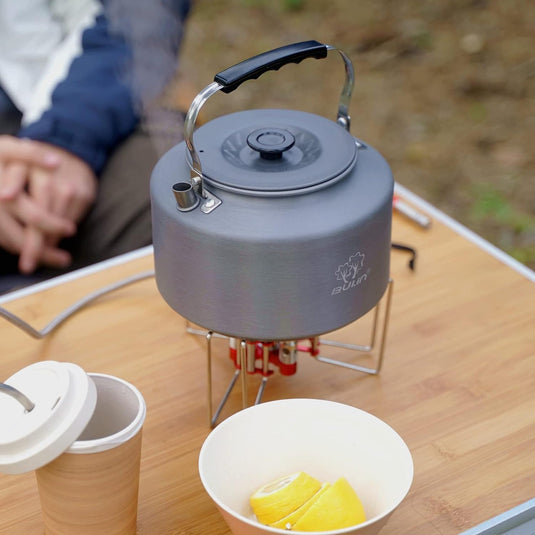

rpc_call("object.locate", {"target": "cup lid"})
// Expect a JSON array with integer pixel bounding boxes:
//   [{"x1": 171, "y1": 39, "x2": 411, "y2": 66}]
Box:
[{"x1": 0, "y1": 361, "x2": 97, "y2": 474}]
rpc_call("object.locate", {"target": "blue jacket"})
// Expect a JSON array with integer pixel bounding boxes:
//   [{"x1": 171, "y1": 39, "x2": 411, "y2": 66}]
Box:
[{"x1": 18, "y1": 0, "x2": 191, "y2": 175}]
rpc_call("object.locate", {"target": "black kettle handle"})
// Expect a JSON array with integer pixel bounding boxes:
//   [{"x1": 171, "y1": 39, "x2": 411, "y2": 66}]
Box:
[{"x1": 214, "y1": 40, "x2": 328, "y2": 94}]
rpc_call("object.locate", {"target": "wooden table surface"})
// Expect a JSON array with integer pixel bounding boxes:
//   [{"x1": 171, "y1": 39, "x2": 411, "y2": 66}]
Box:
[{"x1": 0, "y1": 190, "x2": 534, "y2": 535}]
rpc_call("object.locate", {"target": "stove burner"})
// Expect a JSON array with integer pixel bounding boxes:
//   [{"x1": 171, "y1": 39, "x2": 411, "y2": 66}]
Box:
[{"x1": 187, "y1": 279, "x2": 394, "y2": 427}]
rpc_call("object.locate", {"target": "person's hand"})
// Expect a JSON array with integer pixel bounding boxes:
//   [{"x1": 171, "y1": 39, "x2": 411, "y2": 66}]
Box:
[
  {"x1": 19, "y1": 149, "x2": 98, "y2": 273},
  {"x1": 0, "y1": 135, "x2": 61, "y2": 205},
  {"x1": 0, "y1": 137, "x2": 98, "y2": 273},
  {"x1": 28, "y1": 143, "x2": 98, "y2": 226},
  {"x1": 0, "y1": 136, "x2": 75, "y2": 270},
  {"x1": 0, "y1": 188, "x2": 76, "y2": 270},
  {"x1": 0, "y1": 136, "x2": 61, "y2": 188}
]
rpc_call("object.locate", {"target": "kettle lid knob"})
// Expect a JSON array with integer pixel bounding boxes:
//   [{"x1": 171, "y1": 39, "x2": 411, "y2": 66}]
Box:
[{"x1": 246, "y1": 128, "x2": 295, "y2": 160}]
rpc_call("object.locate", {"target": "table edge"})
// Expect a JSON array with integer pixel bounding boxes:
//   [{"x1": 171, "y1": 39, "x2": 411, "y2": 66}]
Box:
[{"x1": 394, "y1": 183, "x2": 535, "y2": 283}]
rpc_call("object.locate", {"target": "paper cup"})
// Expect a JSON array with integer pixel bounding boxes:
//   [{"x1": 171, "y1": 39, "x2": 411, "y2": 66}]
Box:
[{"x1": 35, "y1": 374, "x2": 146, "y2": 535}]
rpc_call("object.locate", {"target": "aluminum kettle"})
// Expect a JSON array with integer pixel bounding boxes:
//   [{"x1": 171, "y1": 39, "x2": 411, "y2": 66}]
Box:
[{"x1": 150, "y1": 41, "x2": 394, "y2": 341}]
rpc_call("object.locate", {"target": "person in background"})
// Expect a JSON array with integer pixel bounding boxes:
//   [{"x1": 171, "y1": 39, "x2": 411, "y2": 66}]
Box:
[{"x1": 0, "y1": 0, "x2": 191, "y2": 294}]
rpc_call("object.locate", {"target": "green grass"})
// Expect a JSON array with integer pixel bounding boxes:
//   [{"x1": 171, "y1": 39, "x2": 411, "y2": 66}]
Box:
[{"x1": 470, "y1": 184, "x2": 535, "y2": 266}]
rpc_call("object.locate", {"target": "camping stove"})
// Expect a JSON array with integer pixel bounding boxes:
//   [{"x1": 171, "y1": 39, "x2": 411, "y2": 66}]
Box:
[{"x1": 188, "y1": 279, "x2": 393, "y2": 427}]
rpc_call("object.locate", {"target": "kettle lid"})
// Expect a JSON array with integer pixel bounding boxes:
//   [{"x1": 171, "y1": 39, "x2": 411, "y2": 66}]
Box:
[{"x1": 193, "y1": 109, "x2": 358, "y2": 196}]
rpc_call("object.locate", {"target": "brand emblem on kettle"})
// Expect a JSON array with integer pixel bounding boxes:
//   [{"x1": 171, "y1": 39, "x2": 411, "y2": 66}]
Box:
[{"x1": 332, "y1": 252, "x2": 368, "y2": 295}]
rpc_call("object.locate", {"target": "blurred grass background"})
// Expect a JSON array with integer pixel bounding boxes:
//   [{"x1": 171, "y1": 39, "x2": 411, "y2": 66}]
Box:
[{"x1": 171, "y1": 0, "x2": 534, "y2": 269}]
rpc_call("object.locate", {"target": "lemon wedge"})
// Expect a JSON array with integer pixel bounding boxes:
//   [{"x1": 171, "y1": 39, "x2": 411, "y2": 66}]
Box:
[
  {"x1": 270, "y1": 482, "x2": 331, "y2": 530},
  {"x1": 250, "y1": 472, "x2": 322, "y2": 525},
  {"x1": 292, "y1": 477, "x2": 366, "y2": 531}
]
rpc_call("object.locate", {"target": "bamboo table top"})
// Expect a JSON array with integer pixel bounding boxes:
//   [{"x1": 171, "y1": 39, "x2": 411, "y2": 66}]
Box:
[{"x1": 0, "y1": 188, "x2": 534, "y2": 535}]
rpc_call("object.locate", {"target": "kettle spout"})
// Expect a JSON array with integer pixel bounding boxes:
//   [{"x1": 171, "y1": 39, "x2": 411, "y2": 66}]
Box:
[{"x1": 172, "y1": 182, "x2": 199, "y2": 211}]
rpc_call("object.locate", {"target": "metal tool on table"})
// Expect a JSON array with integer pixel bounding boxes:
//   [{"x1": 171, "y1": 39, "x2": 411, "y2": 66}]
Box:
[{"x1": 150, "y1": 41, "x2": 395, "y2": 426}]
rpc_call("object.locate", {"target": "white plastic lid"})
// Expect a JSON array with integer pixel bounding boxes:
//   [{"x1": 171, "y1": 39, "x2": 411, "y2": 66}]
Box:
[{"x1": 0, "y1": 361, "x2": 97, "y2": 474}]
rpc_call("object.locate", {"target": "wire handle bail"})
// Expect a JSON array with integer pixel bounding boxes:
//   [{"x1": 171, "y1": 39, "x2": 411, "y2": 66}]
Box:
[{"x1": 183, "y1": 40, "x2": 355, "y2": 200}]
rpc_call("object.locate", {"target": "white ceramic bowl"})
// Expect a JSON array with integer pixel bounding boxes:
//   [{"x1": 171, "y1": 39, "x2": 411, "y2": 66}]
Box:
[{"x1": 198, "y1": 398, "x2": 413, "y2": 535}]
